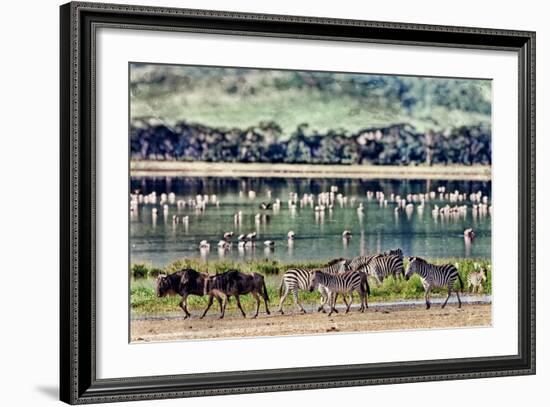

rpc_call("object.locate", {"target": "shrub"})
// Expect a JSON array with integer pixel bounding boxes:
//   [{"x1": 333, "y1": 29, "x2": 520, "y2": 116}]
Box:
[
  {"x1": 254, "y1": 260, "x2": 280, "y2": 275},
  {"x1": 131, "y1": 263, "x2": 150, "y2": 279},
  {"x1": 148, "y1": 267, "x2": 164, "y2": 278}
]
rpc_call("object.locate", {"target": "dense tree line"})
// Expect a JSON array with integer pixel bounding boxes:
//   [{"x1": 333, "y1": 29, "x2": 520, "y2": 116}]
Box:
[{"x1": 130, "y1": 119, "x2": 491, "y2": 165}]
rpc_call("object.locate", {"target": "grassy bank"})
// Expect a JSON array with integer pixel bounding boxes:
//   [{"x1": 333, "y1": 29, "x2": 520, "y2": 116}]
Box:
[
  {"x1": 130, "y1": 258, "x2": 491, "y2": 315},
  {"x1": 130, "y1": 161, "x2": 492, "y2": 181}
]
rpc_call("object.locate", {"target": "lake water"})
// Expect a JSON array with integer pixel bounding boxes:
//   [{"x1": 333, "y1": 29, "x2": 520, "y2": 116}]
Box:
[{"x1": 130, "y1": 177, "x2": 491, "y2": 267}]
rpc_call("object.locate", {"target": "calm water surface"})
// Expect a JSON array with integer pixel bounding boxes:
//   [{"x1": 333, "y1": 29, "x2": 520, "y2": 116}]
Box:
[{"x1": 130, "y1": 177, "x2": 491, "y2": 267}]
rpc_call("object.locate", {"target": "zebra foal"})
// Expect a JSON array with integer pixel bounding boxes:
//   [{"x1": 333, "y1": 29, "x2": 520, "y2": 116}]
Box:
[
  {"x1": 277, "y1": 258, "x2": 349, "y2": 314},
  {"x1": 467, "y1": 264, "x2": 487, "y2": 294},
  {"x1": 308, "y1": 270, "x2": 369, "y2": 316},
  {"x1": 405, "y1": 256, "x2": 464, "y2": 309}
]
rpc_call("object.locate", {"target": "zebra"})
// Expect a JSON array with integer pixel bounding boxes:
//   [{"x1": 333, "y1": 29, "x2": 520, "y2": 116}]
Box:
[
  {"x1": 346, "y1": 254, "x2": 376, "y2": 274},
  {"x1": 308, "y1": 270, "x2": 369, "y2": 316},
  {"x1": 277, "y1": 258, "x2": 350, "y2": 314},
  {"x1": 467, "y1": 265, "x2": 487, "y2": 294},
  {"x1": 347, "y1": 249, "x2": 404, "y2": 284},
  {"x1": 347, "y1": 247, "x2": 403, "y2": 269},
  {"x1": 383, "y1": 248, "x2": 404, "y2": 259},
  {"x1": 363, "y1": 254, "x2": 405, "y2": 284},
  {"x1": 405, "y1": 256, "x2": 464, "y2": 309}
]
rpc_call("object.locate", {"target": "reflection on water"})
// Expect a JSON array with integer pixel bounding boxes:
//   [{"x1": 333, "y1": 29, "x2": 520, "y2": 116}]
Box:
[{"x1": 130, "y1": 177, "x2": 491, "y2": 267}]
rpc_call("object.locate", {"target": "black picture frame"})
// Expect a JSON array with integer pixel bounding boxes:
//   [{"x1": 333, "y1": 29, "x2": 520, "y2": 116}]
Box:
[{"x1": 60, "y1": 1, "x2": 536, "y2": 404}]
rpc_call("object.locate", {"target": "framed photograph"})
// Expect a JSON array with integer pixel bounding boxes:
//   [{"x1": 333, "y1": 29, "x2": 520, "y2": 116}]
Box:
[{"x1": 60, "y1": 1, "x2": 535, "y2": 404}]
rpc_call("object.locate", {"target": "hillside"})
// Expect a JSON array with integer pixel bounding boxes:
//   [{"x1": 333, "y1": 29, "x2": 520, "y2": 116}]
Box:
[{"x1": 130, "y1": 64, "x2": 492, "y2": 136}]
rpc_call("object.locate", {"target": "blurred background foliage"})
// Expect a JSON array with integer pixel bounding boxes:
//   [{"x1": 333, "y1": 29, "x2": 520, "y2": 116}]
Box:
[{"x1": 130, "y1": 64, "x2": 491, "y2": 165}]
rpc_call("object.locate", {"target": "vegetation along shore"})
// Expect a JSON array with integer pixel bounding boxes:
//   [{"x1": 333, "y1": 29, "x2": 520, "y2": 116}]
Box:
[{"x1": 130, "y1": 257, "x2": 491, "y2": 316}]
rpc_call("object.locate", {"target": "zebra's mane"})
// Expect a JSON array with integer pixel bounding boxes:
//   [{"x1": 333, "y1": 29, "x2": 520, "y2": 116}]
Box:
[{"x1": 410, "y1": 256, "x2": 428, "y2": 263}]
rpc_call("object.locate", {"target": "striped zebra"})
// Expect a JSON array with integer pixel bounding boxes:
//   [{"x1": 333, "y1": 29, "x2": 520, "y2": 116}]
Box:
[
  {"x1": 405, "y1": 256, "x2": 464, "y2": 309},
  {"x1": 347, "y1": 249, "x2": 404, "y2": 284},
  {"x1": 363, "y1": 254, "x2": 405, "y2": 284},
  {"x1": 345, "y1": 254, "x2": 376, "y2": 274},
  {"x1": 308, "y1": 270, "x2": 369, "y2": 316},
  {"x1": 277, "y1": 258, "x2": 350, "y2": 314}
]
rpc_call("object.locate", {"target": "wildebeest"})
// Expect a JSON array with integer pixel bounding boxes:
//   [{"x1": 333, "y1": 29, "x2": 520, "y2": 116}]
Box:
[
  {"x1": 202, "y1": 270, "x2": 270, "y2": 319},
  {"x1": 155, "y1": 269, "x2": 222, "y2": 319}
]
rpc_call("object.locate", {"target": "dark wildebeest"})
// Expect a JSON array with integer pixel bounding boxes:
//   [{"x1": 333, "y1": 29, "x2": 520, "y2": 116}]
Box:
[
  {"x1": 202, "y1": 270, "x2": 270, "y2": 319},
  {"x1": 155, "y1": 269, "x2": 222, "y2": 319}
]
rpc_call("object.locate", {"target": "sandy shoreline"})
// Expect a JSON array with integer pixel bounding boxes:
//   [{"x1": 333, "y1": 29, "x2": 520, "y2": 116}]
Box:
[
  {"x1": 131, "y1": 302, "x2": 492, "y2": 342},
  {"x1": 130, "y1": 161, "x2": 492, "y2": 181}
]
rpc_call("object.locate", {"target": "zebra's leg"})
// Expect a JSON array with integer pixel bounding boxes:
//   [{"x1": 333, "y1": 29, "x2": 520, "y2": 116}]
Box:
[
  {"x1": 331, "y1": 293, "x2": 339, "y2": 314},
  {"x1": 359, "y1": 289, "x2": 366, "y2": 312},
  {"x1": 318, "y1": 287, "x2": 329, "y2": 313},
  {"x1": 200, "y1": 295, "x2": 215, "y2": 319},
  {"x1": 456, "y1": 287, "x2": 462, "y2": 308},
  {"x1": 235, "y1": 295, "x2": 247, "y2": 318},
  {"x1": 277, "y1": 284, "x2": 290, "y2": 314},
  {"x1": 293, "y1": 288, "x2": 306, "y2": 314},
  {"x1": 251, "y1": 292, "x2": 261, "y2": 318},
  {"x1": 442, "y1": 286, "x2": 452, "y2": 309},
  {"x1": 328, "y1": 292, "x2": 335, "y2": 317},
  {"x1": 345, "y1": 293, "x2": 352, "y2": 313},
  {"x1": 342, "y1": 293, "x2": 349, "y2": 310}
]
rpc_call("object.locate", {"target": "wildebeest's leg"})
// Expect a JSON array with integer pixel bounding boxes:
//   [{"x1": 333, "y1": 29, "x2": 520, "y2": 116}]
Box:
[
  {"x1": 200, "y1": 295, "x2": 215, "y2": 319},
  {"x1": 277, "y1": 285, "x2": 289, "y2": 314},
  {"x1": 180, "y1": 294, "x2": 191, "y2": 319},
  {"x1": 235, "y1": 295, "x2": 246, "y2": 318},
  {"x1": 251, "y1": 292, "x2": 260, "y2": 318},
  {"x1": 261, "y1": 279, "x2": 270, "y2": 315},
  {"x1": 220, "y1": 295, "x2": 229, "y2": 319},
  {"x1": 216, "y1": 295, "x2": 223, "y2": 314},
  {"x1": 263, "y1": 295, "x2": 270, "y2": 315}
]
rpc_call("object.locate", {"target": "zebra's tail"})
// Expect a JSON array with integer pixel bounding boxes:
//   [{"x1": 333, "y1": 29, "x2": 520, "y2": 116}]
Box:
[
  {"x1": 361, "y1": 273, "x2": 370, "y2": 296},
  {"x1": 262, "y1": 278, "x2": 270, "y2": 303},
  {"x1": 278, "y1": 277, "x2": 284, "y2": 298},
  {"x1": 457, "y1": 273, "x2": 464, "y2": 293}
]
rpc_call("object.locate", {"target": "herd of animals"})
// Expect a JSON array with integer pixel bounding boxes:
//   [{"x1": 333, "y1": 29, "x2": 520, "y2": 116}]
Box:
[{"x1": 155, "y1": 248, "x2": 490, "y2": 319}]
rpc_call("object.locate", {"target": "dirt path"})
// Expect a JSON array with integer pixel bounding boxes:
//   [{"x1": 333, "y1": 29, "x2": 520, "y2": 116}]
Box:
[{"x1": 131, "y1": 302, "x2": 491, "y2": 342}]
